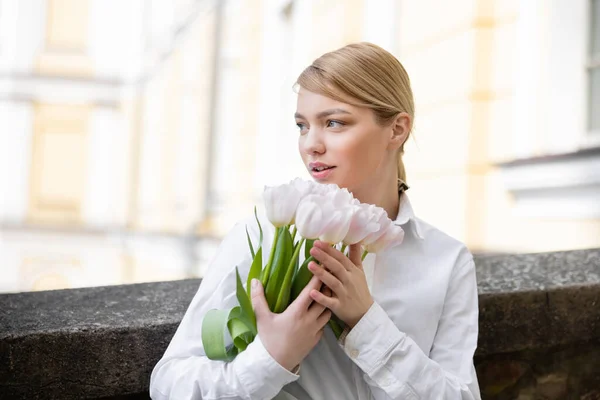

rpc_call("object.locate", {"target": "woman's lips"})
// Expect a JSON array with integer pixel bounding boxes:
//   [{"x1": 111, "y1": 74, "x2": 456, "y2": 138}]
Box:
[{"x1": 310, "y1": 166, "x2": 336, "y2": 179}]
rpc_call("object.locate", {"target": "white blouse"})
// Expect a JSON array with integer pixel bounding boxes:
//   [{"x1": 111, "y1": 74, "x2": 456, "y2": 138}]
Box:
[{"x1": 150, "y1": 194, "x2": 481, "y2": 399}]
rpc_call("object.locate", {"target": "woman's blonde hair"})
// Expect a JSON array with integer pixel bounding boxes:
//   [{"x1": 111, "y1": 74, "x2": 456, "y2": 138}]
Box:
[{"x1": 295, "y1": 42, "x2": 414, "y2": 183}]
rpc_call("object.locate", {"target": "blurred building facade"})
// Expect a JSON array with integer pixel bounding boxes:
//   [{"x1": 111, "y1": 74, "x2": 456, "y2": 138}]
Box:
[{"x1": 0, "y1": 0, "x2": 599, "y2": 293}]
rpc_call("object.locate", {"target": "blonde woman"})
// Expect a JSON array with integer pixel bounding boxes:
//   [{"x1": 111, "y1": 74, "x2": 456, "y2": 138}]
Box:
[{"x1": 150, "y1": 42, "x2": 481, "y2": 400}]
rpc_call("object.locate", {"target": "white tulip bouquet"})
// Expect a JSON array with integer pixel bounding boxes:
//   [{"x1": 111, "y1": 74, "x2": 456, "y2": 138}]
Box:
[{"x1": 201, "y1": 178, "x2": 405, "y2": 361}]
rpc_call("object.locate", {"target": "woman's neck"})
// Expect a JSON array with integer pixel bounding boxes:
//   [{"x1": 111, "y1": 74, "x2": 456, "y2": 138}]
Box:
[{"x1": 352, "y1": 176, "x2": 400, "y2": 221}]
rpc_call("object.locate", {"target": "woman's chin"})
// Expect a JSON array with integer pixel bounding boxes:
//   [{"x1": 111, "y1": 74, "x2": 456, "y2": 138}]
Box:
[{"x1": 308, "y1": 169, "x2": 351, "y2": 190}]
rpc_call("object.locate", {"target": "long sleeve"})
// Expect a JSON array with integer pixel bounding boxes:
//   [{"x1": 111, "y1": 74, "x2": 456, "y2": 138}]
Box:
[
  {"x1": 149, "y1": 220, "x2": 300, "y2": 400},
  {"x1": 341, "y1": 258, "x2": 481, "y2": 399}
]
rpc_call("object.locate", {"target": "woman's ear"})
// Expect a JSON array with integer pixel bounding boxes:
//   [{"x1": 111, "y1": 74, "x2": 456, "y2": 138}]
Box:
[{"x1": 389, "y1": 112, "x2": 411, "y2": 150}]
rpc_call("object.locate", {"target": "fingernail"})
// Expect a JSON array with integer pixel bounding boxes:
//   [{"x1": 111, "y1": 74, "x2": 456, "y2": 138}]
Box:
[{"x1": 251, "y1": 279, "x2": 259, "y2": 290}]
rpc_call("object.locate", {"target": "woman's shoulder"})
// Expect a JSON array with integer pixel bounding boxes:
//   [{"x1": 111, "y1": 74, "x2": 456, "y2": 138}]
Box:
[{"x1": 411, "y1": 216, "x2": 474, "y2": 268}]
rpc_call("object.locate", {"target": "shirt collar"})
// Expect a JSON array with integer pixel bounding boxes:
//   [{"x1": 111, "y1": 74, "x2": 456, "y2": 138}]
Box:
[{"x1": 393, "y1": 193, "x2": 424, "y2": 240}]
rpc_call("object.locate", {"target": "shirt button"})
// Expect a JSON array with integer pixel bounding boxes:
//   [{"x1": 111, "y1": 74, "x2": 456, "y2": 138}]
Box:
[{"x1": 349, "y1": 349, "x2": 359, "y2": 358}]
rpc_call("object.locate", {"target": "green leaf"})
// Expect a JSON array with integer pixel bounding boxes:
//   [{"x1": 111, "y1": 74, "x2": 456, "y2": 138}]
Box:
[
  {"x1": 265, "y1": 227, "x2": 294, "y2": 311},
  {"x1": 228, "y1": 319, "x2": 250, "y2": 351},
  {"x1": 254, "y1": 206, "x2": 263, "y2": 247},
  {"x1": 201, "y1": 269, "x2": 260, "y2": 362},
  {"x1": 246, "y1": 247, "x2": 263, "y2": 299},
  {"x1": 201, "y1": 308, "x2": 238, "y2": 361},
  {"x1": 291, "y1": 225, "x2": 297, "y2": 243},
  {"x1": 305, "y1": 239, "x2": 315, "y2": 260},
  {"x1": 328, "y1": 318, "x2": 344, "y2": 339},
  {"x1": 261, "y1": 227, "x2": 281, "y2": 287},
  {"x1": 274, "y1": 238, "x2": 305, "y2": 313},
  {"x1": 246, "y1": 226, "x2": 255, "y2": 260},
  {"x1": 291, "y1": 255, "x2": 314, "y2": 301},
  {"x1": 227, "y1": 307, "x2": 255, "y2": 352},
  {"x1": 235, "y1": 267, "x2": 256, "y2": 334}
]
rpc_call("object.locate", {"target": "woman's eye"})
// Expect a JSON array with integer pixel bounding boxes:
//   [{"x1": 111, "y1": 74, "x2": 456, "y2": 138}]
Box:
[
  {"x1": 296, "y1": 122, "x2": 308, "y2": 134},
  {"x1": 327, "y1": 120, "x2": 344, "y2": 128}
]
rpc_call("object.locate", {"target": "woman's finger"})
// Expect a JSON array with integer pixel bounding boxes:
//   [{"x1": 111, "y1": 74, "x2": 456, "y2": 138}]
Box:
[
  {"x1": 308, "y1": 262, "x2": 343, "y2": 294},
  {"x1": 308, "y1": 284, "x2": 333, "y2": 317},
  {"x1": 315, "y1": 241, "x2": 355, "y2": 271},
  {"x1": 348, "y1": 243, "x2": 363, "y2": 269},
  {"x1": 317, "y1": 309, "x2": 332, "y2": 327},
  {"x1": 310, "y1": 289, "x2": 337, "y2": 310},
  {"x1": 310, "y1": 246, "x2": 348, "y2": 279},
  {"x1": 307, "y1": 295, "x2": 326, "y2": 316},
  {"x1": 291, "y1": 274, "x2": 321, "y2": 311}
]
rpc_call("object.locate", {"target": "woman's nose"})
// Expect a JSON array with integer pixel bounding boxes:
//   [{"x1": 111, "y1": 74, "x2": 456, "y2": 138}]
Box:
[{"x1": 302, "y1": 129, "x2": 325, "y2": 155}]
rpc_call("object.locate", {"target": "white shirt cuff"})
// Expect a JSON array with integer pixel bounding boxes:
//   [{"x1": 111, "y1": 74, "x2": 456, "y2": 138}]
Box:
[
  {"x1": 341, "y1": 301, "x2": 403, "y2": 374},
  {"x1": 234, "y1": 335, "x2": 300, "y2": 399}
]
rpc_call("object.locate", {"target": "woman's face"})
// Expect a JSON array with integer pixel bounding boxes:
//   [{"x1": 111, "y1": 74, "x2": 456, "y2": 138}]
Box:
[{"x1": 295, "y1": 88, "x2": 399, "y2": 195}]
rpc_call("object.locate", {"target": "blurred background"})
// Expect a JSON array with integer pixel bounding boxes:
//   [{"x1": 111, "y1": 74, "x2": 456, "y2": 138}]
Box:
[{"x1": 0, "y1": 0, "x2": 599, "y2": 294}]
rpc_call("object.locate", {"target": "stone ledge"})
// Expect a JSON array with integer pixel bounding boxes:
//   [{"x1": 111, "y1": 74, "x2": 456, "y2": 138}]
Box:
[
  {"x1": 475, "y1": 248, "x2": 600, "y2": 356},
  {"x1": 1, "y1": 248, "x2": 599, "y2": 399}
]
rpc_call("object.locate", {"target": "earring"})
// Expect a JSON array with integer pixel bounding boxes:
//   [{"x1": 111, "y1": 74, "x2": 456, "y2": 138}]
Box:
[{"x1": 397, "y1": 178, "x2": 409, "y2": 194}]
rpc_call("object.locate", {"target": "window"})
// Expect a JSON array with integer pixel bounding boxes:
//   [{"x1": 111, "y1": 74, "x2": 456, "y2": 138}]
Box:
[
  {"x1": 498, "y1": 0, "x2": 600, "y2": 219},
  {"x1": 589, "y1": 0, "x2": 600, "y2": 133},
  {"x1": 29, "y1": 104, "x2": 89, "y2": 225}
]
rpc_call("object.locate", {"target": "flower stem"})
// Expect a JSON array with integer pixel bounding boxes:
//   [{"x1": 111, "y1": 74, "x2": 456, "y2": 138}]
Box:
[
  {"x1": 274, "y1": 237, "x2": 306, "y2": 313},
  {"x1": 361, "y1": 250, "x2": 368, "y2": 261},
  {"x1": 291, "y1": 225, "x2": 297, "y2": 242},
  {"x1": 261, "y1": 227, "x2": 281, "y2": 287},
  {"x1": 340, "y1": 244, "x2": 347, "y2": 254}
]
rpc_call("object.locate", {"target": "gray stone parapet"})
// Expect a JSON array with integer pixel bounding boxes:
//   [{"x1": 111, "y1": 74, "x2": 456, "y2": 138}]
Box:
[{"x1": 1, "y1": 249, "x2": 599, "y2": 399}]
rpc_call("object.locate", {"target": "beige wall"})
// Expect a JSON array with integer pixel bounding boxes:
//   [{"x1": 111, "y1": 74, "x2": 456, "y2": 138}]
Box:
[
  {"x1": 28, "y1": 104, "x2": 90, "y2": 225},
  {"x1": 399, "y1": 0, "x2": 599, "y2": 253},
  {"x1": 1, "y1": 0, "x2": 217, "y2": 292},
  {"x1": 2, "y1": 0, "x2": 599, "y2": 293},
  {"x1": 37, "y1": 0, "x2": 93, "y2": 76}
]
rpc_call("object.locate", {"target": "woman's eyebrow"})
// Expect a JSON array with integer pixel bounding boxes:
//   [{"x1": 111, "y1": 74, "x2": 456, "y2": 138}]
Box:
[{"x1": 294, "y1": 108, "x2": 351, "y2": 120}]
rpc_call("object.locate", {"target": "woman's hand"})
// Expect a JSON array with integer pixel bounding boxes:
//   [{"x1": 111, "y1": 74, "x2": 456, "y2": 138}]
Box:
[
  {"x1": 250, "y1": 275, "x2": 331, "y2": 372},
  {"x1": 308, "y1": 241, "x2": 374, "y2": 328}
]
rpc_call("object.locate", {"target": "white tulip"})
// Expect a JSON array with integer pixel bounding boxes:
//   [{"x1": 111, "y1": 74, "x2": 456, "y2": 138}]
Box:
[
  {"x1": 319, "y1": 209, "x2": 352, "y2": 243},
  {"x1": 289, "y1": 178, "x2": 315, "y2": 198},
  {"x1": 361, "y1": 206, "x2": 392, "y2": 245},
  {"x1": 295, "y1": 195, "x2": 326, "y2": 239},
  {"x1": 263, "y1": 179, "x2": 404, "y2": 251},
  {"x1": 263, "y1": 183, "x2": 302, "y2": 227},
  {"x1": 330, "y1": 187, "x2": 355, "y2": 208},
  {"x1": 364, "y1": 224, "x2": 405, "y2": 253},
  {"x1": 311, "y1": 182, "x2": 339, "y2": 196},
  {"x1": 317, "y1": 191, "x2": 354, "y2": 244},
  {"x1": 295, "y1": 192, "x2": 354, "y2": 243},
  {"x1": 343, "y1": 203, "x2": 381, "y2": 245}
]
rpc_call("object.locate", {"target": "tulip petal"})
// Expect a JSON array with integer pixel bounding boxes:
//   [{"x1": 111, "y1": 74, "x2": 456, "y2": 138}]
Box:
[{"x1": 295, "y1": 197, "x2": 325, "y2": 239}]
